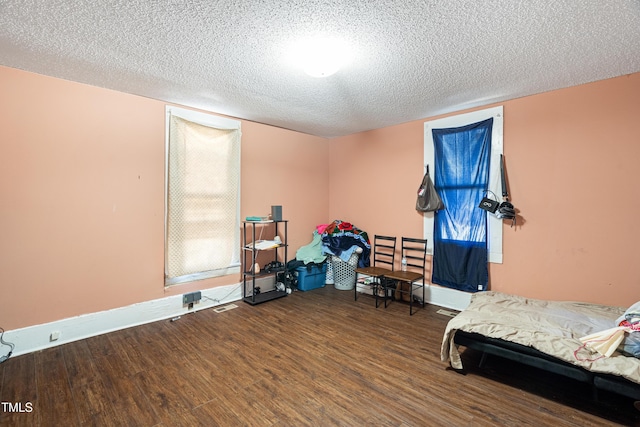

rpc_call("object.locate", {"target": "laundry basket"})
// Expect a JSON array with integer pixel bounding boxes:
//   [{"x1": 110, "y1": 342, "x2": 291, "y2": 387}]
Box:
[
  {"x1": 330, "y1": 251, "x2": 361, "y2": 290},
  {"x1": 325, "y1": 260, "x2": 335, "y2": 285}
]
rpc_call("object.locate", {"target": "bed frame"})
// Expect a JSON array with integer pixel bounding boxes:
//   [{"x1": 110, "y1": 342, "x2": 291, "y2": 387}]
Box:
[{"x1": 454, "y1": 330, "x2": 640, "y2": 402}]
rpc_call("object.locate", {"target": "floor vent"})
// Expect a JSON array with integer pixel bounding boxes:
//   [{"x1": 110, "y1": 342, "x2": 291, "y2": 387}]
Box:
[
  {"x1": 436, "y1": 309, "x2": 458, "y2": 318},
  {"x1": 213, "y1": 303, "x2": 238, "y2": 313}
]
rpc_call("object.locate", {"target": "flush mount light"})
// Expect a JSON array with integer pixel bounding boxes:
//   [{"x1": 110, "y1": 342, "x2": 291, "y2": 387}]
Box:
[{"x1": 288, "y1": 36, "x2": 350, "y2": 78}]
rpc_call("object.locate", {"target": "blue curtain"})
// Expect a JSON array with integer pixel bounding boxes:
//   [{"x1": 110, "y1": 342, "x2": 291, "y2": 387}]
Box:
[{"x1": 432, "y1": 118, "x2": 492, "y2": 292}]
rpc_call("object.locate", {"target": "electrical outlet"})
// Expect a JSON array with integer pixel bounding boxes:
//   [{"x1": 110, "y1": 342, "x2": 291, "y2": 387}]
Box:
[{"x1": 183, "y1": 291, "x2": 202, "y2": 305}]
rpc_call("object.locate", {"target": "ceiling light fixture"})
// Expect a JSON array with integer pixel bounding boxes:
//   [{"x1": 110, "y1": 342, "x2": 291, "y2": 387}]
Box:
[{"x1": 289, "y1": 36, "x2": 350, "y2": 78}]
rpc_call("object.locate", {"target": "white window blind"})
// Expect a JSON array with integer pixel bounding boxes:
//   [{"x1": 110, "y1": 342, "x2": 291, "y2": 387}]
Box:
[{"x1": 165, "y1": 106, "x2": 241, "y2": 285}]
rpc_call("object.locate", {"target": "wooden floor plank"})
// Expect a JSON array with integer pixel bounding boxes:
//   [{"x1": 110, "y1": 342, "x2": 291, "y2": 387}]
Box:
[
  {"x1": 32, "y1": 347, "x2": 79, "y2": 427},
  {"x1": 0, "y1": 353, "x2": 38, "y2": 427},
  {"x1": 1, "y1": 285, "x2": 639, "y2": 426},
  {"x1": 63, "y1": 340, "x2": 99, "y2": 390},
  {"x1": 97, "y1": 364, "x2": 160, "y2": 427}
]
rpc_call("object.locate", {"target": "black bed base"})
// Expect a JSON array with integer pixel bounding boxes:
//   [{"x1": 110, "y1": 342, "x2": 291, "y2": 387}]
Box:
[{"x1": 453, "y1": 331, "x2": 640, "y2": 402}]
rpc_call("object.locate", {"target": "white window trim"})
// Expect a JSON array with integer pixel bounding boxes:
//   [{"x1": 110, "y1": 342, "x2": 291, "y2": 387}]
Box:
[
  {"x1": 423, "y1": 106, "x2": 503, "y2": 264},
  {"x1": 166, "y1": 106, "x2": 241, "y2": 130},
  {"x1": 164, "y1": 106, "x2": 242, "y2": 285}
]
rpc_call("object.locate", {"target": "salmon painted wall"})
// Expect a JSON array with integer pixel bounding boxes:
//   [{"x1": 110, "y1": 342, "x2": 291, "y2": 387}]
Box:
[
  {"x1": 0, "y1": 66, "x2": 329, "y2": 330},
  {"x1": 2, "y1": 64, "x2": 637, "y2": 332},
  {"x1": 328, "y1": 72, "x2": 640, "y2": 308}
]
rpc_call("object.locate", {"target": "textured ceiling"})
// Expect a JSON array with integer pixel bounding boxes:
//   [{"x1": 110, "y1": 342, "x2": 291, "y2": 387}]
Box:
[{"x1": 1, "y1": 1, "x2": 639, "y2": 138}]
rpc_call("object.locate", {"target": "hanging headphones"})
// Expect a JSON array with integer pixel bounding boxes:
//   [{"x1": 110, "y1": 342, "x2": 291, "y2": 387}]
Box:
[{"x1": 478, "y1": 190, "x2": 500, "y2": 213}]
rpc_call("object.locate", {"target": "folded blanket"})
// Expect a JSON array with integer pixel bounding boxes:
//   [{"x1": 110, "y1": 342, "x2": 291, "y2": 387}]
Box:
[{"x1": 580, "y1": 327, "x2": 627, "y2": 358}]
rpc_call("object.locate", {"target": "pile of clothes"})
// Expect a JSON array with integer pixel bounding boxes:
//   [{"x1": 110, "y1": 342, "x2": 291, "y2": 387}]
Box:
[
  {"x1": 579, "y1": 301, "x2": 640, "y2": 358},
  {"x1": 318, "y1": 220, "x2": 370, "y2": 268},
  {"x1": 290, "y1": 219, "x2": 371, "y2": 269}
]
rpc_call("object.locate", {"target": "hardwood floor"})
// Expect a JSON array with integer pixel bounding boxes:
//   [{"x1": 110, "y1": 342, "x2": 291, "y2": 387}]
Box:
[{"x1": 1, "y1": 285, "x2": 639, "y2": 426}]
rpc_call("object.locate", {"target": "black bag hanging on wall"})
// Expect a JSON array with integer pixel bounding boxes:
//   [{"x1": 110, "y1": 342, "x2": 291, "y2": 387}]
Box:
[{"x1": 416, "y1": 165, "x2": 444, "y2": 212}]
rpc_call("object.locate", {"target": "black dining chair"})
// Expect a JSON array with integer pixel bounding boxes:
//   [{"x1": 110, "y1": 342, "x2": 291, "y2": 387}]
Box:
[
  {"x1": 381, "y1": 237, "x2": 428, "y2": 315},
  {"x1": 354, "y1": 235, "x2": 396, "y2": 307}
]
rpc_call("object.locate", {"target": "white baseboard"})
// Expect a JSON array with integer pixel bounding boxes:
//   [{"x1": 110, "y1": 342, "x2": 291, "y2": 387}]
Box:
[
  {"x1": 424, "y1": 284, "x2": 471, "y2": 311},
  {"x1": 2, "y1": 283, "x2": 243, "y2": 358}
]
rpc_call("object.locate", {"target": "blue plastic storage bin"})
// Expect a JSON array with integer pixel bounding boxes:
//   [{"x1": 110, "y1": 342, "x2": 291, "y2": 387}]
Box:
[{"x1": 294, "y1": 263, "x2": 327, "y2": 292}]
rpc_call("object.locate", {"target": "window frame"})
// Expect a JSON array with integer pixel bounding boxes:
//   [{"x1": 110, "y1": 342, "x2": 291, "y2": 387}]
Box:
[
  {"x1": 423, "y1": 106, "x2": 504, "y2": 264},
  {"x1": 164, "y1": 105, "x2": 242, "y2": 286}
]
